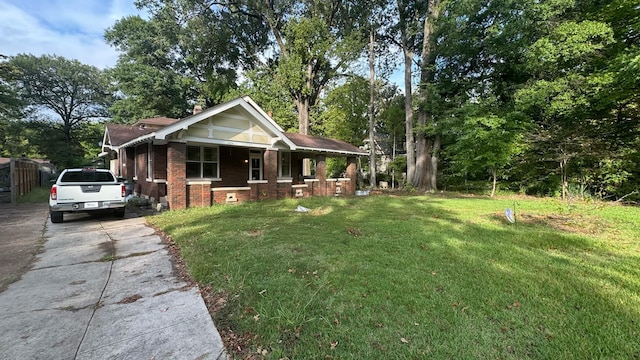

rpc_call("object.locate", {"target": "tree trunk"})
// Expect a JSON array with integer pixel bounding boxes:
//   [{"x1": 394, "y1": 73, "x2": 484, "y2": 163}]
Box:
[
  {"x1": 402, "y1": 49, "x2": 415, "y2": 186},
  {"x1": 398, "y1": 0, "x2": 415, "y2": 186},
  {"x1": 368, "y1": 28, "x2": 377, "y2": 189},
  {"x1": 429, "y1": 134, "x2": 440, "y2": 192},
  {"x1": 413, "y1": 134, "x2": 431, "y2": 190},
  {"x1": 491, "y1": 167, "x2": 497, "y2": 197},
  {"x1": 295, "y1": 98, "x2": 311, "y2": 175},
  {"x1": 560, "y1": 156, "x2": 568, "y2": 201},
  {"x1": 413, "y1": 0, "x2": 440, "y2": 191}
]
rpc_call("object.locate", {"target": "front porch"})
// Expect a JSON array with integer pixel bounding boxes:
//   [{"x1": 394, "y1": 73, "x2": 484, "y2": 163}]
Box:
[{"x1": 171, "y1": 147, "x2": 358, "y2": 208}]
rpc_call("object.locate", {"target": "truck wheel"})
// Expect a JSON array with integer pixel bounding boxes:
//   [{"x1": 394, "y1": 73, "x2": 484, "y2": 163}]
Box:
[
  {"x1": 50, "y1": 211, "x2": 63, "y2": 223},
  {"x1": 114, "y1": 208, "x2": 125, "y2": 219}
]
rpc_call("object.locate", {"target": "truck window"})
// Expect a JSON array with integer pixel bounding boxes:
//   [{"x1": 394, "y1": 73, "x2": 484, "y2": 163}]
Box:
[{"x1": 61, "y1": 171, "x2": 115, "y2": 182}]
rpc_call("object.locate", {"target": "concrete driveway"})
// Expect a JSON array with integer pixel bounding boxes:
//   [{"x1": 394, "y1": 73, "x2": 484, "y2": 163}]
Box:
[{"x1": 0, "y1": 210, "x2": 226, "y2": 359}]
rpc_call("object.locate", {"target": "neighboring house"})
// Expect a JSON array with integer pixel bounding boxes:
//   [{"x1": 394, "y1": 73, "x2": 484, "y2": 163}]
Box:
[{"x1": 100, "y1": 96, "x2": 367, "y2": 209}]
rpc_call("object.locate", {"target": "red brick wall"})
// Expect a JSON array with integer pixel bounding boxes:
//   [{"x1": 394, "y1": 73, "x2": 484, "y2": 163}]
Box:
[
  {"x1": 134, "y1": 144, "x2": 148, "y2": 195},
  {"x1": 315, "y1": 154, "x2": 327, "y2": 195},
  {"x1": 212, "y1": 189, "x2": 251, "y2": 204},
  {"x1": 167, "y1": 142, "x2": 187, "y2": 209},
  {"x1": 154, "y1": 145, "x2": 167, "y2": 180},
  {"x1": 218, "y1": 146, "x2": 249, "y2": 186},
  {"x1": 264, "y1": 150, "x2": 278, "y2": 199},
  {"x1": 187, "y1": 183, "x2": 212, "y2": 207},
  {"x1": 346, "y1": 157, "x2": 357, "y2": 195},
  {"x1": 123, "y1": 148, "x2": 135, "y2": 179},
  {"x1": 277, "y1": 182, "x2": 292, "y2": 199},
  {"x1": 327, "y1": 180, "x2": 336, "y2": 196}
]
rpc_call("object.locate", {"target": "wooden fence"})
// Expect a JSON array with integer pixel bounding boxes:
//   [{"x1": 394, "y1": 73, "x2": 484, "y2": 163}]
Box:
[{"x1": 1, "y1": 158, "x2": 52, "y2": 204}]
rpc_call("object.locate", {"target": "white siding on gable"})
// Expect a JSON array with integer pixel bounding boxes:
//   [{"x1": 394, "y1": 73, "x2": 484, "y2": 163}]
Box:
[{"x1": 186, "y1": 109, "x2": 277, "y2": 146}]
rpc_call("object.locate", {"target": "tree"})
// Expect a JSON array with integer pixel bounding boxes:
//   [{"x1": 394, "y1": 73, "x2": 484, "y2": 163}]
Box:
[
  {"x1": 393, "y1": 0, "x2": 427, "y2": 185},
  {"x1": 412, "y1": 0, "x2": 443, "y2": 191},
  {"x1": 516, "y1": 19, "x2": 616, "y2": 199},
  {"x1": 445, "y1": 101, "x2": 526, "y2": 196},
  {"x1": 227, "y1": 67, "x2": 298, "y2": 132},
  {"x1": 0, "y1": 54, "x2": 25, "y2": 157},
  {"x1": 316, "y1": 77, "x2": 369, "y2": 146},
  {"x1": 105, "y1": 0, "x2": 268, "y2": 122},
  {"x1": 9, "y1": 54, "x2": 110, "y2": 168}
]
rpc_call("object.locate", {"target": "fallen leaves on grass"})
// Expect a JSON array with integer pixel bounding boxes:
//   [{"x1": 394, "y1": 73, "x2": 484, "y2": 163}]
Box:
[{"x1": 507, "y1": 301, "x2": 522, "y2": 309}]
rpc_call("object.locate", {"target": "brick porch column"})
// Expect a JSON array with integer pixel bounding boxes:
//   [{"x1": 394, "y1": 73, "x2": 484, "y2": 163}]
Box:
[
  {"x1": 264, "y1": 150, "x2": 278, "y2": 199},
  {"x1": 346, "y1": 156, "x2": 357, "y2": 195},
  {"x1": 167, "y1": 142, "x2": 187, "y2": 209},
  {"x1": 315, "y1": 154, "x2": 327, "y2": 196}
]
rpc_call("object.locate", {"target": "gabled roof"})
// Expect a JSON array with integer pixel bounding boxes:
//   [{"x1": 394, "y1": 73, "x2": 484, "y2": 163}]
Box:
[
  {"x1": 100, "y1": 96, "x2": 366, "y2": 156},
  {"x1": 103, "y1": 124, "x2": 155, "y2": 147},
  {"x1": 134, "y1": 117, "x2": 178, "y2": 127},
  {"x1": 154, "y1": 97, "x2": 294, "y2": 149},
  {"x1": 284, "y1": 132, "x2": 367, "y2": 156}
]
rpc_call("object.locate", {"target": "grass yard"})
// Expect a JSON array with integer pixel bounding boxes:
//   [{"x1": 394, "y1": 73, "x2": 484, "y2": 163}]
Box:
[{"x1": 148, "y1": 194, "x2": 640, "y2": 359}]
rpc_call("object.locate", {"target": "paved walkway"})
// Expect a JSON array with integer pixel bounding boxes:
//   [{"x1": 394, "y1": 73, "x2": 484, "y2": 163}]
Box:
[{"x1": 0, "y1": 211, "x2": 226, "y2": 359}]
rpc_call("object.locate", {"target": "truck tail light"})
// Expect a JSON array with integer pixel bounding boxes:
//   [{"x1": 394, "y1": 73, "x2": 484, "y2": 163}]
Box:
[
  {"x1": 121, "y1": 184, "x2": 126, "y2": 198},
  {"x1": 50, "y1": 185, "x2": 57, "y2": 200}
]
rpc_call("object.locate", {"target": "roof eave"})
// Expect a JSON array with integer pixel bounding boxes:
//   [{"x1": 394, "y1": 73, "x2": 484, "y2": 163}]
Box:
[
  {"x1": 119, "y1": 133, "x2": 156, "y2": 148},
  {"x1": 294, "y1": 146, "x2": 368, "y2": 156}
]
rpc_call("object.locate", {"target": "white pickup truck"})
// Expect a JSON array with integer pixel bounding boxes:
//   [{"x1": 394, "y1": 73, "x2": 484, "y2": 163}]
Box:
[{"x1": 49, "y1": 168, "x2": 127, "y2": 223}]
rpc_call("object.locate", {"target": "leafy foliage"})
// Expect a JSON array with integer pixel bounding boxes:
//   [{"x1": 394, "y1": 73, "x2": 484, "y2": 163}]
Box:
[{"x1": 6, "y1": 54, "x2": 108, "y2": 168}]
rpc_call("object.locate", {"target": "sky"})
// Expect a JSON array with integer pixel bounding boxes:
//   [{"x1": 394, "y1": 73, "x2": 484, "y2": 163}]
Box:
[
  {"x1": 0, "y1": 0, "x2": 404, "y2": 87},
  {"x1": 0, "y1": 0, "x2": 142, "y2": 69}
]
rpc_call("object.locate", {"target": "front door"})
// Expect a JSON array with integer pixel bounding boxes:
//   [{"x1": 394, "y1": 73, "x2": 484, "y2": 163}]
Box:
[{"x1": 249, "y1": 152, "x2": 263, "y2": 180}]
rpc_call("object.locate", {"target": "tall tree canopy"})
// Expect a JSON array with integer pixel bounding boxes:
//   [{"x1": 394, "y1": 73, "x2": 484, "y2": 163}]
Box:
[
  {"x1": 0, "y1": 54, "x2": 25, "y2": 157},
  {"x1": 106, "y1": 0, "x2": 368, "y2": 131},
  {"x1": 99, "y1": 0, "x2": 640, "y2": 199},
  {"x1": 7, "y1": 54, "x2": 109, "y2": 168},
  {"x1": 105, "y1": 0, "x2": 267, "y2": 122}
]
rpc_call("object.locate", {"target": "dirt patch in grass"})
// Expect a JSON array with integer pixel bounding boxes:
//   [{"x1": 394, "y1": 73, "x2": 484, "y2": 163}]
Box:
[{"x1": 510, "y1": 212, "x2": 611, "y2": 235}]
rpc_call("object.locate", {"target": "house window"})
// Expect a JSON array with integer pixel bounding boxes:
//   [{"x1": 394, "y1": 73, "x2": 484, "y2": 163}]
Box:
[
  {"x1": 147, "y1": 143, "x2": 153, "y2": 179},
  {"x1": 186, "y1": 145, "x2": 219, "y2": 178},
  {"x1": 279, "y1": 152, "x2": 291, "y2": 178},
  {"x1": 249, "y1": 152, "x2": 263, "y2": 180}
]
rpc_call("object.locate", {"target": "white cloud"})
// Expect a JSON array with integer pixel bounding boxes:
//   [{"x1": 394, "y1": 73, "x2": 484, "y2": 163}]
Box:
[{"x1": 0, "y1": 0, "x2": 142, "y2": 69}]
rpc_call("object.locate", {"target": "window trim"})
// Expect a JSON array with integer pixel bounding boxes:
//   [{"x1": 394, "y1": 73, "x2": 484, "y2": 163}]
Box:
[
  {"x1": 186, "y1": 145, "x2": 220, "y2": 179},
  {"x1": 278, "y1": 151, "x2": 292, "y2": 178},
  {"x1": 249, "y1": 152, "x2": 263, "y2": 180},
  {"x1": 147, "y1": 142, "x2": 153, "y2": 180}
]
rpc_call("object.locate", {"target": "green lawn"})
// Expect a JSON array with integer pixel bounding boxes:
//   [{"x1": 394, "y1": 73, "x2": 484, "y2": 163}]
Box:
[{"x1": 148, "y1": 194, "x2": 640, "y2": 359}]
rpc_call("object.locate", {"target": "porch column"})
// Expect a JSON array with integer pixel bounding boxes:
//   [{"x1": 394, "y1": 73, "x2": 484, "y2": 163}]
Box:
[
  {"x1": 315, "y1": 154, "x2": 327, "y2": 196},
  {"x1": 166, "y1": 142, "x2": 187, "y2": 210},
  {"x1": 346, "y1": 156, "x2": 357, "y2": 195},
  {"x1": 264, "y1": 150, "x2": 278, "y2": 199}
]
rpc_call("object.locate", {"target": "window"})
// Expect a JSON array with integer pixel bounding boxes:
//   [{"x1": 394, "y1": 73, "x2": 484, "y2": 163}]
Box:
[
  {"x1": 61, "y1": 170, "x2": 115, "y2": 182},
  {"x1": 147, "y1": 143, "x2": 153, "y2": 179},
  {"x1": 249, "y1": 152, "x2": 263, "y2": 180},
  {"x1": 186, "y1": 145, "x2": 219, "y2": 178},
  {"x1": 279, "y1": 152, "x2": 291, "y2": 178}
]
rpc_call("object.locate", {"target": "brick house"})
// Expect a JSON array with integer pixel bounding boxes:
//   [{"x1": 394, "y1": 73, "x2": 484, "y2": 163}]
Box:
[{"x1": 100, "y1": 96, "x2": 367, "y2": 209}]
